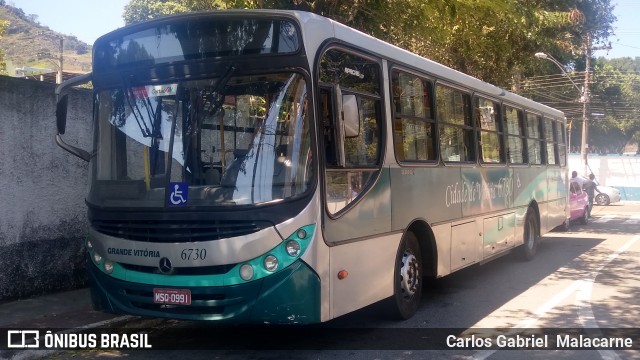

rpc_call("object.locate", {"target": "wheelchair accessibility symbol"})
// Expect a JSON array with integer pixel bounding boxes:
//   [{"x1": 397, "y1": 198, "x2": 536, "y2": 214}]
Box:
[{"x1": 168, "y1": 182, "x2": 188, "y2": 206}]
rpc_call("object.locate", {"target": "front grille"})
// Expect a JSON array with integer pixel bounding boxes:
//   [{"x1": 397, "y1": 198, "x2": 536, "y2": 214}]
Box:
[
  {"x1": 120, "y1": 263, "x2": 236, "y2": 276},
  {"x1": 92, "y1": 219, "x2": 271, "y2": 242}
]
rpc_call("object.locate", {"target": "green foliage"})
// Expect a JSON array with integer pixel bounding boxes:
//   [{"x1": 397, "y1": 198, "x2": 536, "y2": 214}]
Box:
[
  {"x1": 0, "y1": 20, "x2": 7, "y2": 75},
  {"x1": 120, "y1": 0, "x2": 628, "y2": 148},
  {"x1": 589, "y1": 58, "x2": 640, "y2": 152},
  {"x1": 123, "y1": 0, "x2": 231, "y2": 23},
  {"x1": 120, "y1": 0, "x2": 614, "y2": 87}
]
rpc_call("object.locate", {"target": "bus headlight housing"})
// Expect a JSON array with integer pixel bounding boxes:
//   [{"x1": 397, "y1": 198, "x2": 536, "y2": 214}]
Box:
[
  {"x1": 104, "y1": 260, "x2": 114, "y2": 274},
  {"x1": 286, "y1": 240, "x2": 301, "y2": 257},
  {"x1": 264, "y1": 255, "x2": 278, "y2": 272},
  {"x1": 240, "y1": 264, "x2": 254, "y2": 280},
  {"x1": 233, "y1": 224, "x2": 314, "y2": 283},
  {"x1": 92, "y1": 252, "x2": 103, "y2": 264}
]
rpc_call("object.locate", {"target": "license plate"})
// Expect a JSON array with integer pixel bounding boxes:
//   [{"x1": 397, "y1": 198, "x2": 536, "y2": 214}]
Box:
[{"x1": 153, "y1": 288, "x2": 191, "y2": 305}]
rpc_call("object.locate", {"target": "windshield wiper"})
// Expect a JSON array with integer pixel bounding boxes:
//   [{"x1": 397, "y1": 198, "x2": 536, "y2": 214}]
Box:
[
  {"x1": 121, "y1": 75, "x2": 161, "y2": 139},
  {"x1": 205, "y1": 63, "x2": 237, "y2": 116}
]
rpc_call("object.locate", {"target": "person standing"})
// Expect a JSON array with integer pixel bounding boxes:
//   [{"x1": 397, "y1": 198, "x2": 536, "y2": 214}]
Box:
[
  {"x1": 582, "y1": 174, "x2": 601, "y2": 217},
  {"x1": 571, "y1": 170, "x2": 584, "y2": 188}
]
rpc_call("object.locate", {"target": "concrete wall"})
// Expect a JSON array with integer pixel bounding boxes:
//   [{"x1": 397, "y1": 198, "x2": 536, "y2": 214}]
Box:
[{"x1": 0, "y1": 75, "x2": 93, "y2": 300}]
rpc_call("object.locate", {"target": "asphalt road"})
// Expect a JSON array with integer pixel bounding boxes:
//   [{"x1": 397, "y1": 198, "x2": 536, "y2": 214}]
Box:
[{"x1": 37, "y1": 202, "x2": 640, "y2": 360}]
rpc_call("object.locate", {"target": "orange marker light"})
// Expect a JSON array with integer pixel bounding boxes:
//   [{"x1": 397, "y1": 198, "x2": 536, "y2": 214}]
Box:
[{"x1": 337, "y1": 270, "x2": 348, "y2": 280}]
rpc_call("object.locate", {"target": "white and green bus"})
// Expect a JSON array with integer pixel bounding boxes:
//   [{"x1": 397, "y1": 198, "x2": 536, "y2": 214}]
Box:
[{"x1": 55, "y1": 10, "x2": 569, "y2": 324}]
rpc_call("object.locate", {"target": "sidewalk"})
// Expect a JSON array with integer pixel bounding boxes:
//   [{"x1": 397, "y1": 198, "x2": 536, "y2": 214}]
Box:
[
  {"x1": 0, "y1": 288, "x2": 131, "y2": 330},
  {"x1": 0, "y1": 288, "x2": 139, "y2": 360}
]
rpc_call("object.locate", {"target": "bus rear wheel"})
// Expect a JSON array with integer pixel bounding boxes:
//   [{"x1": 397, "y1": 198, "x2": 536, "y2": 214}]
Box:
[
  {"x1": 520, "y1": 211, "x2": 539, "y2": 261},
  {"x1": 388, "y1": 231, "x2": 422, "y2": 320}
]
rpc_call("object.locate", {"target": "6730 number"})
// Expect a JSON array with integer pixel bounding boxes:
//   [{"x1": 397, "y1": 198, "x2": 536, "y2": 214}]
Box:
[{"x1": 180, "y1": 248, "x2": 207, "y2": 261}]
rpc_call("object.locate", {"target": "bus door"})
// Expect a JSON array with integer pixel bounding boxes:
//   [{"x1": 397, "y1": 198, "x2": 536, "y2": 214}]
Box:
[{"x1": 317, "y1": 47, "x2": 393, "y2": 317}]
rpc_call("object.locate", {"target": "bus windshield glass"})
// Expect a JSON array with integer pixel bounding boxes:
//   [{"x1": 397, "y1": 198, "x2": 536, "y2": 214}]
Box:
[
  {"x1": 90, "y1": 72, "x2": 313, "y2": 207},
  {"x1": 93, "y1": 19, "x2": 300, "y2": 71}
]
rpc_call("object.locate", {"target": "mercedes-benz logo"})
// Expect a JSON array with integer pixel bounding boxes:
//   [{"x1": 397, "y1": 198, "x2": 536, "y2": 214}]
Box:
[{"x1": 158, "y1": 257, "x2": 173, "y2": 274}]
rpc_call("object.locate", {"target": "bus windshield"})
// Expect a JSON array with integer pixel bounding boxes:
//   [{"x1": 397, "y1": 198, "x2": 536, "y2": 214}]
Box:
[
  {"x1": 90, "y1": 72, "x2": 313, "y2": 208},
  {"x1": 93, "y1": 18, "x2": 300, "y2": 71}
]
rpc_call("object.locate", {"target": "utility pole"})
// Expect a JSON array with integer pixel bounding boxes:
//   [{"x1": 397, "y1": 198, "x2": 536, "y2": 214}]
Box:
[
  {"x1": 56, "y1": 37, "x2": 63, "y2": 84},
  {"x1": 580, "y1": 33, "x2": 591, "y2": 176},
  {"x1": 579, "y1": 33, "x2": 611, "y2": 176},
  {"x1": 34, "y1": 33, "x2": 64, "y2": 84}
]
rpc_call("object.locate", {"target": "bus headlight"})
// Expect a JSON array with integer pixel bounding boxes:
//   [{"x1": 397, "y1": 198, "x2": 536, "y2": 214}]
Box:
[
  {"x1": 285, "y1": 240, "x2": 301, "y2": 257},
  {"x1": 104, "y1": 261, "x2": 114, "y2": 274},
  {"x1": 86, "y1": 240, "x2": 93, "y2": 250},
  {"x1": 296, "y1": 229, "x2": 307, "y2": 240},
  {"x1": 263, "y1": 255, "x2": 278, "y2": 272},
  {"x1": 93, "y1": 252, "x2": 103, "y2": 264},
  {"x1": 240, "y1": 264, "x2": 254, "y2": 281}
]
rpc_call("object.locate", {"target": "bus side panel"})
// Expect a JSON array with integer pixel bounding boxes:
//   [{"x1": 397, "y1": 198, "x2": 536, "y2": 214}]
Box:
[
  {"x1": 431, "y1": 223, "x2": 452, "y2": 277},
  {"x1": 450, "y1": 219, "x2": 482, "y2": 271},
  {"x1": 390, "y1": 165, "x2": 469, "y2": 278},
  {"x1": 483, "y1": 212, "x2": 516, "y2": 259},
  {"x1": 322, "y1": 169, "x2": 394, "y2": 319},
  {"x1": 545, "y1": 167, "x2": 568, "y2": 233},
  {"x1": 460, "y1": 167, "x2": 513, "y2": 217},
  {"x1": 329, "y1": 233, "x2": 401, "y2": 319},
  {"x1": 512, "y1": 166, "x2": 546, "y2": 245},
  {"x1": 512, "y1": 166, "x2": 567, "y2": 236},
  {"x1": 322, "y1": 170, "x2": 392, "y2": 244},
  {"x1": 512, "y1": 167, "x2": 547, "y2": 208},
  {"x1": 389, "y1": 165, "x2": 463, "y2": 229}
]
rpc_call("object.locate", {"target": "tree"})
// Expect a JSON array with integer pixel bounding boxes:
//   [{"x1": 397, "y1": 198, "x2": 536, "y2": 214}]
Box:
[
  {"x1": 120, "y1": 0, "x2": 615, "y2": 89},
  {"x1": 123, "y1": 0, "x2": 230, "y2": 23},
  {"x1": 589, "y1": 58, "x2": 640, "y2": 153},
  {"x1": 0, "y1": 20, "x2": 7, "y2": 75}
]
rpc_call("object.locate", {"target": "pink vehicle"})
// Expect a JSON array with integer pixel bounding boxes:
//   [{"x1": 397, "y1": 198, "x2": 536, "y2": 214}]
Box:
[{"x1": 569, "y1": 181, "x2": 589, "y2": 225}]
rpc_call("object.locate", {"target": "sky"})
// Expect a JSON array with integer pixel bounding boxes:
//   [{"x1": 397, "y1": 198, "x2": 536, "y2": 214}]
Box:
[
  {"x1": 6, "y1": 0, "x2": 640, "y2": 58},
  {"x1": 7, "y1": 0, "x2": 129, "y2": 44}
]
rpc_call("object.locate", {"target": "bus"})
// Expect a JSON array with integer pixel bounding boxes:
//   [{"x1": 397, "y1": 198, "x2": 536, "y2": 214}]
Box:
[{"x1": 55, "y1": 10, "x2": 569, "y2": 324}]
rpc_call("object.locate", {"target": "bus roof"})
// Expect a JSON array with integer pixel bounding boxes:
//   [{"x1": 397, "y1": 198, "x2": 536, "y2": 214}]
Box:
[
  {"x1": 98, "y1": 9, "x2": 563, "y2": 119},
  {"x1": 304, "y1": 12, "x2": 565, "y2": 118}
]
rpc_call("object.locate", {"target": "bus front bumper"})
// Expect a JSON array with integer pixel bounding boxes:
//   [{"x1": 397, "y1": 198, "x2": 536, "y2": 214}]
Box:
[{"x1": 87, "y1": 255, "x2": 321, "y2": 324}]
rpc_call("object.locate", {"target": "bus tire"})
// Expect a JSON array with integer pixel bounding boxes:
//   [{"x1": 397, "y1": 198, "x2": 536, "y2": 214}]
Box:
[
  {"x1": 388, "y1": 231, "x2": 422, "y2": 320},
  {"x1": 520, "y1": 211, "x2": 539, "y2": 261}
]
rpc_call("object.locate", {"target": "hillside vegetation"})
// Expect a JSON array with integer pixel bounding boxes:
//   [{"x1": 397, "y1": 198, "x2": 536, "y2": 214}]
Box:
[{"x1": 0, "y1": 2, "x2": 92, "y2": 74}]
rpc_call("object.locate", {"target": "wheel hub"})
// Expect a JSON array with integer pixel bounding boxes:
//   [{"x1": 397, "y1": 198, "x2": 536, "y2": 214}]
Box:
[{"x1": 400, "y1": 251, "x2": 420, "y2": 297}]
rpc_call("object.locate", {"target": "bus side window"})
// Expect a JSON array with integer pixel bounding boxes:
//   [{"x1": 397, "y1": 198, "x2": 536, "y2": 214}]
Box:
[
  {"x1": 504, "y1": 105, "x2": 526, "y2": 164},
  {"x1": 474, "y1": 96, "x2": 504, "y2": 164},
  {"x1": 436, "y1": 84, "x2": 474, "y2": 162},
  {"x1": 391, "y1": 69, "x2": 436, "y2": 162}
]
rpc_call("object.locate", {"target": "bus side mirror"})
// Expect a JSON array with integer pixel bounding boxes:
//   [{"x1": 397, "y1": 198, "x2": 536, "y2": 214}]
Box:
[
  {"x1": 333, "y1": 85, "x2": 346, "y2": 167},
  {"x1": 332, "y1": 85, "x2": 361, "y2": 167},
  {"x1": 56, "y1": 94, "x2": 68, "y2": 135},
  {"x1": 342, "y1": 94, "x2": 359, "y2": 138},
  {"x1": 54, "y1": 73, "x2": 92, "y2": 162}
]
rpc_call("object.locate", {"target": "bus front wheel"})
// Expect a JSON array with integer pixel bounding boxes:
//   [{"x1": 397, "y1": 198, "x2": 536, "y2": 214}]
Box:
[{"x1": 388, "y1": 231, "x2": 422, "y2": 320}]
